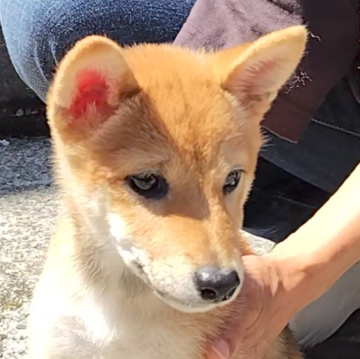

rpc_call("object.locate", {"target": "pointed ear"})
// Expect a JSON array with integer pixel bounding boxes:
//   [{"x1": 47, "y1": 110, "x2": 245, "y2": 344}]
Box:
[
  {"x1": 219, "y1": 26, "x2": 307, "y2": 114},
  {"x1": 48, "y1": 35, "x2": 140, "y2": 138}
]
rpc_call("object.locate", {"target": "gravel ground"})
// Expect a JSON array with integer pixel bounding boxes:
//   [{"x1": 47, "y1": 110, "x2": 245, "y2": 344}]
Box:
[
  {"x1": 0, "y1": 137, "x2": 276, "y2": 359},
  {"x1": 0, "y1": 138, "x2": 58, "y2": 358}
]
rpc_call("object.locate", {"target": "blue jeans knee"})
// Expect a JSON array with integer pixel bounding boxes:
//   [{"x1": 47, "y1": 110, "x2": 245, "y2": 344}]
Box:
[{"x1": 0, "y1": 0, "x2": 195, "y2": 101}]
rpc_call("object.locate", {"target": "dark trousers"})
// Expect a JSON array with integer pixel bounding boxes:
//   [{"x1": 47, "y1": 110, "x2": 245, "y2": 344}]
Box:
[{"x1": 244, "y1": 157, "x2": 330, "y2": 243}]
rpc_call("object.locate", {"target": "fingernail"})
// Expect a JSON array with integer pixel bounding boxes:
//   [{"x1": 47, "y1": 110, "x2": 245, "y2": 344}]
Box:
[{"x1": 211, "y1": 339, "x2": 230, "y2": 359}]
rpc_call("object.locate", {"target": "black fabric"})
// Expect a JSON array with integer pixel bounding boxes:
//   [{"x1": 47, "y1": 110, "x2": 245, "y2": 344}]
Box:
[
  {"x1": 243, "y1": 157, "x2": 330, "y2": 242},
  {"x1": 260, "y1": 77, "x2": 360, "y2": 194},
  {"x1": 315, "y1": 77, "x2": 360, "y2": 136},
  {"x1": 305, "y1": 309, "x2": 360, "y2": 359}
]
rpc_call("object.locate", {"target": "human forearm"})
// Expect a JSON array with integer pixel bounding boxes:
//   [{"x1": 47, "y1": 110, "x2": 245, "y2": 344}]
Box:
[{"x1": 270, "y1": 162, "x2": 360, "y2": 312}]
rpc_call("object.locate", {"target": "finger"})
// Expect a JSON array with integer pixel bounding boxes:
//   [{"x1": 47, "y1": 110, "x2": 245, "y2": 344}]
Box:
[
  {"x1": 255, "y1": 339, "x2": 268, "y2": 359},
  {"x1": 209, "y1": 323, "x2": 246, "y2": 359},
  {"x1": 208, "y1": 339, "x2": 231, "y2": 359},
  {"x1": 209, "y1": 323, "x2": 245, "y2": 358}
]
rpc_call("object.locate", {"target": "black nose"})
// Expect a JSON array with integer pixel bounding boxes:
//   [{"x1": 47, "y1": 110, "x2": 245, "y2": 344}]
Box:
[{"x1": 194, "y1": 267, "x2": 240, "y2": 302}]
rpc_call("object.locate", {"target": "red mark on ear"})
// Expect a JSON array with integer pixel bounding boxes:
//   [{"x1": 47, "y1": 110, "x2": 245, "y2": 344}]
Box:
[{"x1": 69, "y1": 69, "x2": 111, "y2": 121}]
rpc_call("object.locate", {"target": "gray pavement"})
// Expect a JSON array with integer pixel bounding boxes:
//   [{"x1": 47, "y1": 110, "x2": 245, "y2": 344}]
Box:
[
  {"x1": 0, "y1": 138, "x2": 359, "y2": 359},
  {"x1": 0, "y1": 138, "x2": 57, "y2": 358}
]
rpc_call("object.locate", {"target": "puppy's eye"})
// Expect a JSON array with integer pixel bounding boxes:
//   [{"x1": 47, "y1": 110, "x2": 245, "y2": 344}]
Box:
[
  {"x1": 223, "y1": 169, "x2": 242, "y2": 195},
  {"x1": 126, "y1": 173, "x2": 168, "y2": 200}
]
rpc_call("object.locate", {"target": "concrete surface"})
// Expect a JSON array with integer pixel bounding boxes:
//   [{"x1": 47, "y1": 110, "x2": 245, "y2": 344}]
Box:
[
  {"x1": 0, "y1": 138, "x2": 56, "y2": 358},
  {"x1": 0, "y1": 138, "x2": 359, "y2": 359}
]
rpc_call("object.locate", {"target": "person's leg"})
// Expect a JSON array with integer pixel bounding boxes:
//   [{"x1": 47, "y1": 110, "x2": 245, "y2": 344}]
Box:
[{"x1": 0, "y1": 0, "x2": 196, "y2": 102}]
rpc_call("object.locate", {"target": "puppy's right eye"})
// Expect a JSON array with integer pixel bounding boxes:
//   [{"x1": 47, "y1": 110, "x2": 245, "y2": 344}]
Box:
[
  {"x1": 223, "y1": 169, "x2": 242, "y2": 195},
  {"x1": 126, "y1": 173, "x2": 168, "y2": 200}
]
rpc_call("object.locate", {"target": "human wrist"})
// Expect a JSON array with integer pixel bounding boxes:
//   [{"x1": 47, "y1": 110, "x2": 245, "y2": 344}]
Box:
[
  {"x1": 242, "y1": 254, "x2": 309, "y2": 324},
  {"x1": 268, "y1": 230, "x2": 360, "y2": 317},
  {"x1": 265, "y1": 235, "x2": 342, "y2": 320},
  {"x1": 264, "y1": 252, "x2": 315, "y2": 318}
]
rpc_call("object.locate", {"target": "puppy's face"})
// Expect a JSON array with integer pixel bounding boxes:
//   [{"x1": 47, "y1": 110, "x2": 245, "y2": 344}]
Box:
[{"x1": 48, "y1": 27, "x2": 306, "y2": 313}]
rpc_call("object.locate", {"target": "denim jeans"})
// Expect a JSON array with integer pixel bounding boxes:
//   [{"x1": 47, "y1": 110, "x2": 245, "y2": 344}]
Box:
[
  {"x1": 1, "y1": 1, "x2": 359, "y2": 355},
  {"x1": 0, "y1": 0, "x2": 197, "y2": 102}
]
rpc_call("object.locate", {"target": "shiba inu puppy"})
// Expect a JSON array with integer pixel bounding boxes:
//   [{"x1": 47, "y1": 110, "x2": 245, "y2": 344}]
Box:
[{"x1": 28, "y1": 25, "x2": 307, "y2": 359}]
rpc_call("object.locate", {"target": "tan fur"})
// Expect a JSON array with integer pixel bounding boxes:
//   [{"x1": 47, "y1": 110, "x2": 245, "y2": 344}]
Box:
[{"x1": 28, "y1": 26, "x2": 307, "y2": 359}]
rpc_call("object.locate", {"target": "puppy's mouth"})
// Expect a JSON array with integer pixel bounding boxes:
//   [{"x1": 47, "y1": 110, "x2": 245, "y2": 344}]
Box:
[
  {"x1": 129, "y1": 263, "x2": 238, "y2": 313},
  {"x1": 153, "y1": 289, "x2": 238, "y2": 313},
  {"x1": 132, "y1": 260, "x2": 145, "y2": 276},
  {"x1": 117, "y1": 238, "x2": 242, "y2": 313},
  {"x1": 130, "y1": 260, "x2": 151, "y2": 285}
]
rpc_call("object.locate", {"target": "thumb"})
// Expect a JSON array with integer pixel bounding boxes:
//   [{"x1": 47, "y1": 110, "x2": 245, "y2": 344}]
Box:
[
  {"x1": 208, "y1": 339, "x2": 232, "y2": 359},
  {"x1": 208, "y1": 321, "x2": 245, "y2": 359}
]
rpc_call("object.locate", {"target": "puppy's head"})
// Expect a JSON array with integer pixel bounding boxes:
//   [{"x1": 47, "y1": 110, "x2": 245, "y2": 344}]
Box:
[{"x1": 48, "y1": 26, "x2": 307, "y2": 313}]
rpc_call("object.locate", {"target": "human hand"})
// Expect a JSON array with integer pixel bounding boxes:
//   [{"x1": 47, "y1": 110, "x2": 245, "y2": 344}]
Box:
[{"x1": 207, "y1": 254, "x2": 301, "y2": 359}]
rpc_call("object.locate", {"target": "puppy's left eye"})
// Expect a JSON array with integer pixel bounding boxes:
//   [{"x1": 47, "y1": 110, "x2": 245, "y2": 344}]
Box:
[
  {"x1": 223, "y1": 169, "x2": 242, "y2": 195},
  {"x1": 126, "y1": 173, "x2": 168, "y2": 200}
]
